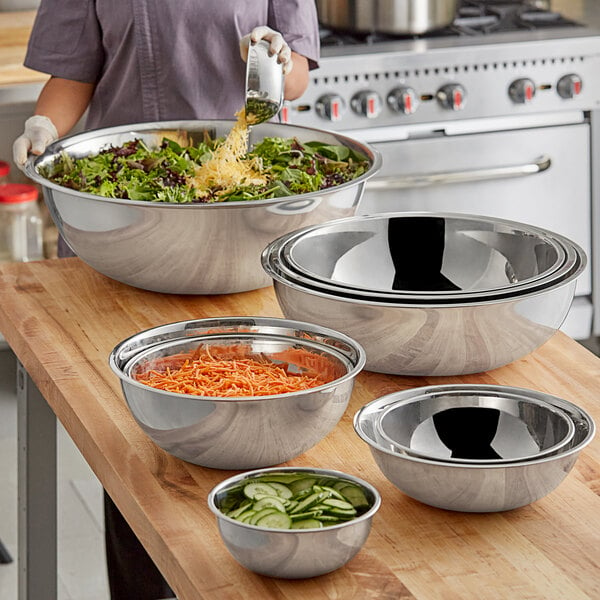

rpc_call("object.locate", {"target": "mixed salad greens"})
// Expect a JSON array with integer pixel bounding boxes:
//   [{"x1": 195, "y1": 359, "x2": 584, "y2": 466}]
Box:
[{"x1": 41, "y1": 134, "x2": 371, "y2": 204}]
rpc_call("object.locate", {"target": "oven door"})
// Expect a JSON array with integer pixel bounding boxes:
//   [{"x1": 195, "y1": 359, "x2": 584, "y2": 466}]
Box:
[{"x1": 356, "y1": 122, "x2": 592, "y2": 338}]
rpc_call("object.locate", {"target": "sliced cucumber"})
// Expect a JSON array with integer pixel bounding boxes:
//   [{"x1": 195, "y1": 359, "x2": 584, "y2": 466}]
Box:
[
  {"x1": 243, "y1": 482, "x2": 279, "y2": 500},
  {"x1": 220, "y1": 471, "x2": 373, "y2": 530},
  {"x1": 288, "y1": 477, "x2": 317, "y2": 496},
  {"x1": 256, "y1": 512, "x2": 292, "y2": 529},
  {"x1": 267, "y1": 482, "x2": 294, "y2": 499},
  {"x1": 289, "y1": 491, "x2": 329, "y2": 515},
  {"x1": 291, "y1": 519, "x2": 323, "y2": 529},
  {"x1": 252, "y1": 496, "x2": 287, "y2": 513},
  {"x1": 337, "y1": 484, "x2": 370, "y2": 509},
  {"x1": 249, "y1": 508, "x2": 279, "y2": 525},
  {"x1": 322, "y1": 498, "x2": 355, "y2": 511}
]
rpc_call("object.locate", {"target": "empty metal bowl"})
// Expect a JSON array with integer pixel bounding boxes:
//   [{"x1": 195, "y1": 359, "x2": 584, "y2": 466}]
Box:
[
  {"x1": 375, "y1": 387, "x2": 575, "y2": 464},
  {"x1": 354, "y1": 384, "x2": 595, "y2": 512},
  {"x1": 25, "y1": 120, "x2": 381, "y2": 295},
  {"x1": 109, "y1": 317, "x2": 366, "y2": 469},
  {"x1": 280, "y1": 213, "x2": 570, "y2": 299},
  {"x1": 207, "y1": 467, "x2": 381, "y2": 578},
  {"x1": 262, "y1": 213, "x2": 586, "y2": 376}
]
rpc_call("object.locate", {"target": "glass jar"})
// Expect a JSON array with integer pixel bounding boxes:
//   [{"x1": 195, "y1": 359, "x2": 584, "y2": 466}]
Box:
[
  {"x1": 0, "y1": 161, "x2": 9, "y2": 185},
  {"x1": 0, "y1": 184, "x2": 44, "y2": 263}
]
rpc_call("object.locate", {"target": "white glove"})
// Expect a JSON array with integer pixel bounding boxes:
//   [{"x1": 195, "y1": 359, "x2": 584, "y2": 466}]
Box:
[
  {"x1": 240, "y1": 26, "x2": 293, "y2": 75},
  {"x1": 13, "y1": 115, "x2": 59, "y2": 167}
]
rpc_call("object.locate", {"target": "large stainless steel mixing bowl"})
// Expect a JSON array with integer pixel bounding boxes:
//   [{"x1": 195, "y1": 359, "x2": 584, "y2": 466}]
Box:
[
  {"x1": 278, "y1": 213, "x2": 571, "y2": 300},
  {"x1": 208, "y1": 467, "x2": 381, "y2": 578},
  {"x1": 25, "y1": 120, "x2": 381, "y2": 294},
  {"x1": 354, "y1": 384, "x2": 595, "y2": 512},
  {"x1": 109, "y1": 317, "x2": 366, "y2": 469},
  {"x1": 262, "y1": 215, "x2": 586, "y2": 376}
]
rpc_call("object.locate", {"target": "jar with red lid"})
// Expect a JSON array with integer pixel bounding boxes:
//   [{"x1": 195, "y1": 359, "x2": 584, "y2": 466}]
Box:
[
  {"x1": 0, "y1": 183, "x2": 44, "y2": 262},
  {"x1": 0, "y1": 161, "x2": 9, "y2": 185}
]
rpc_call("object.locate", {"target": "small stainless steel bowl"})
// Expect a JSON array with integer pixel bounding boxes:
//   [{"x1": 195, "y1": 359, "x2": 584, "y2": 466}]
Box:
[
  {"x1": 354, "y1": 384, "x2": 595, "y2": 512},
  {"x1": 207, "y1": 467, "x2": 381, "y2": 578},
  {"x1": 109, "y1": 317, "x2": 366, "y2": 469},
  {"x1": 25, "y1": 120, "x2": 381, "y2": 295},
  {"x1": 279, "y1": 213, "x2": 570, "y2": 299},
  {"x1": 374, "y1": 387, "x2": 575, "y2": 464}
]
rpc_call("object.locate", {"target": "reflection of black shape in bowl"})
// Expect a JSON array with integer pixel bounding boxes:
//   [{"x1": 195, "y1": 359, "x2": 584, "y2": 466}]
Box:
[
  {"x1": 388, "y1": 216, "x2": 462, "y2": 292},
  {"x1": 432, "y1": 407, "x2": 503, "y2": 460}
]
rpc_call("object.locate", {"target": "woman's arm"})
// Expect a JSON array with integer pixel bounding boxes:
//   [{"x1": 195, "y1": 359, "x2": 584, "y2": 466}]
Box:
[
  {"x1": 35, "y1": 76, "x2": 96, "y2": 136},
  {"x1": 283, "y1": 52, "x2": 310, "y2": 101}
]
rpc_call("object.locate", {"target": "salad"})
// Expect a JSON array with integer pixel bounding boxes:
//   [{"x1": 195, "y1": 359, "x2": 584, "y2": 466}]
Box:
[{"x1": 41, "y1": 133, "x2": 371, "y2": 204}]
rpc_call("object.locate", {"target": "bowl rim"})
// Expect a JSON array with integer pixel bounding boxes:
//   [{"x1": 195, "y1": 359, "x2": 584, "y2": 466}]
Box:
[
  {"x1": 207, "y1": 466, "x2": 382, "y2": 532},
  {"x1": 263, "y1": 211, "x2": 587, "y2": 308},
  {"x1": 374, "y1": 387, "x2": 576, "y2": 464},
  {"x1": 354, "y1": 383, "x2": 596, "y2": 470},
  {"x1": 279, "y1": 213, "x2": 570, "y2": 297},
  {"x1": 24, "y1": 119, "x2": 383, "y2": 208},
  {"x1": 108, "y1": 315, "x2": 367, "y2": 402}
]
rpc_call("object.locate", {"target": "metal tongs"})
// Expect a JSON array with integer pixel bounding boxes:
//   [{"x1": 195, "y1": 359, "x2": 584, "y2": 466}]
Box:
[{"x1": 245, "y1": 40, "x2": 284, "y2": 124}]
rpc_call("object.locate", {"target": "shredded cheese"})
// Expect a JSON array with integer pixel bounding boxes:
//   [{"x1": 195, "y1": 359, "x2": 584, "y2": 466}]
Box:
[{"x1": 190, "y1": 109, "x2": 267, "y2": 199}]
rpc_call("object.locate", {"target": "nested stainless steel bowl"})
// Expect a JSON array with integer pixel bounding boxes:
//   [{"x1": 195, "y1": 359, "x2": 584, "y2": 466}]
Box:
[
  {"x1": 375, "y1": 387, "x2": 575, "y2": 464},
  {"x1": 277, "y1": 213, "x2": 572, "y2": 300},
  {"x1": 24, "y1": 120, "x2": 381, "y2": 295},
  {"x1": 109, "y1": 317, "x2": 366, "y2": 469},
  {"x1": 262, "y1": 212, "x2": 586, "y2": 376},
  {"x1": 208, "y1": 467, "x2": 381, "y2": 578},
  {"x1": 354, "y1": 384, "x2": 595, "y2": 512}
]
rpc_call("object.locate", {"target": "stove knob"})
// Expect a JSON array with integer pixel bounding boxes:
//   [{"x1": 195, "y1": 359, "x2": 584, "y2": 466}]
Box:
[
  {"x1": 387, "y1": 87, "x2": 419, "y2": 115},
  {"x1": 350, "y1": 91, "x2": 383, "y2": 118},
  {"x1": 315, "y1": 94, "x2": 346, "y2": 122},
  {"x1": 508, "y1": 78, "x2": 536, "y2": 104},
  {"x1": 436, "y1": 84, "x2": 466, "y2": 111},
  {"x1": 557, "y1": 73, "x2": 583, "y2": 99}
]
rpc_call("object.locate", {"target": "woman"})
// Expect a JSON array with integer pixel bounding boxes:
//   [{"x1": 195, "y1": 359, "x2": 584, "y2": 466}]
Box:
[{"x1": 14, "y1": 2, "x2": 319, "y2": 598}]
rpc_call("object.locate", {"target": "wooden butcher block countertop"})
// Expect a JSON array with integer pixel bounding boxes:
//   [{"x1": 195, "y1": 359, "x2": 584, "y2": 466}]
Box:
[
  {"x1": 0, "y1": 257, "x2": 598, "y2": 600},
  {"x1": 0, "y1": 10, "x2": 47, "y2": 86}
]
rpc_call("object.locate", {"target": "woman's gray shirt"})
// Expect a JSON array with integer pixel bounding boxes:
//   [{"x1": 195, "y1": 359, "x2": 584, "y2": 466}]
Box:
[{"x1": 25, "y1": 0, "x2": 320, "y2": 128}]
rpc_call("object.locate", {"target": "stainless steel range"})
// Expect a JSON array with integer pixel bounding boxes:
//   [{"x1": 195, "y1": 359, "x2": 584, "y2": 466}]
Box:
[{"x1": 281, "y1": 0, "x2": 600, "y2": 340}]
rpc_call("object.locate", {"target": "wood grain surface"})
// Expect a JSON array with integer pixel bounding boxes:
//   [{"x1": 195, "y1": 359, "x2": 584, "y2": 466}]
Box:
[
  {"x1": 0, "y1": 257, "x2": 598, "y2": 600},
  {"x1": 0, "y1": 10, "x2": 47, "y2": 86}
]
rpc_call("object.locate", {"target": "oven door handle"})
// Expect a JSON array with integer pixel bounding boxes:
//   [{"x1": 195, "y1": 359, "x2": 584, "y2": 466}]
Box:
[{"x1": 366, "y1": 155, "x2": 551, "y2": 190}]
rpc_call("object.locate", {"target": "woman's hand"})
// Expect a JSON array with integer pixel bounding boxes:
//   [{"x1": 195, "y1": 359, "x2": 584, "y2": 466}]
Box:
[
  {"x1": 240, "y1": 26, "x2": 293, "y2": 74},
  {"x1": 12, "y1": 115, "x2": 58, "y2": 166}
]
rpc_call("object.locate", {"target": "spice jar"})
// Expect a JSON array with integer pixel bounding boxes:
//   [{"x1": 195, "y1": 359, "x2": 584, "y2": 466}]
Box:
[
  {"x1": 0, "y1": 161, "x2": 9, "y2": 185},
  {"x1": 0, "y1": 184, "x2": 44, "y2": 262}
]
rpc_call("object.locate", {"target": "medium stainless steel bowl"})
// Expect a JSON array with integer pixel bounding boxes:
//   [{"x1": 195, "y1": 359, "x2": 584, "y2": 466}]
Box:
[
  {"x1": 25, "y1": 120, "x2": 381, "y2": 295},
  {"x1": 354, "y1": 384, "x2": 595, "y2": 512},
  {"x1": 278, "y1": 213, "x2": 571, "y2": 300},
  {"x1": 375, "y1": 387, "x2": 575, "y2": 464},
  {"x1": 207, "y1": 467, "x2": 381, "y2": 578},
  {"x1": 262, "y1": 214, "x2": 586, "y2": 376},
  {"x1": 109, "y1": 317, "x2": 366, "y2": 469}
]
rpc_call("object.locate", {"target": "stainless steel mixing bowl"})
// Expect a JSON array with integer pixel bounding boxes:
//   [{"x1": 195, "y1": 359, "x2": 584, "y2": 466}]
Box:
[
  {"x1": 278, "y1": 213, "x2": 571, "y2": 300},
  {"x1": 262, "y1": 215, "x2": 586, "y2": 376},
  {"x1": 25, "y1": 120, "x2": 381, "y2": 294},
  {"x1": 208, "y1": 467, "x2": 381, "y2": 578},
  {"x1": 375, "y1": 387, "x2": 575, "y2": 464},
  {"x1": 109, "y1": 317, "x2": 366, "y2": 469},
  {"x1": 354, "y1": 384, "x2": 595, "y2": 512}
]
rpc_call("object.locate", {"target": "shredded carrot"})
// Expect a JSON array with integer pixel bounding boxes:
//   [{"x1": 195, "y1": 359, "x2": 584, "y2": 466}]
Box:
[{"x1": 133, "y1": 344, "x2": 338, "y2": 397}]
